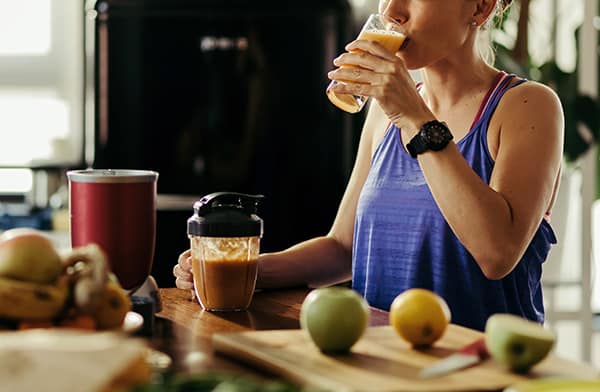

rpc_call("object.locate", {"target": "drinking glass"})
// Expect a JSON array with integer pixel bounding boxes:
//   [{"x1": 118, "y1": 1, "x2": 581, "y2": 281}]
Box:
[{"x1": 326, "y1": 13, "x2": 406, "y2": 113}]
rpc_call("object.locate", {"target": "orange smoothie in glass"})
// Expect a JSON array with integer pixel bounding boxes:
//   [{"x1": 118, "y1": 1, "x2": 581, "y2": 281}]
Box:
[
  {"x1": 191, "y1": 256, "x2": 258, "y2": 311},
  {"x1": 190, "y1": 236, "x2": 260, "y2": 311},
  {"x1": 327, "y1": 28, "x2": 406, "y2": 113}
]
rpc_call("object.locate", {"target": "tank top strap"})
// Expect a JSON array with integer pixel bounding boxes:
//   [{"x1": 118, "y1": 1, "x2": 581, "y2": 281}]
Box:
[
  {"x1": 469, "y1": 71, "x2": 506, "y2": 129},
  {"x1": 475, "y1": 73, "x2": 527, "y2": 130}
]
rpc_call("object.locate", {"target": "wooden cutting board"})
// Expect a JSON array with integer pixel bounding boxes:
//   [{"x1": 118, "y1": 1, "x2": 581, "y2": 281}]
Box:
[
  {"x1": 213, "y1": 325, "x2": 599, "y2": 392},
  {"x1": 0, "y1": 329, "x2": 150, "y2": 392}
]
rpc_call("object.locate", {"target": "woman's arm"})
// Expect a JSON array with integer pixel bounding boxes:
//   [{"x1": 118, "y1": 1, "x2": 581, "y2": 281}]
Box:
[
  {"x1": 175, "y1": 104, "x2": 384, "y2": 291},
  {"x1": 329, "y1": 37, "x2": 564, "y2": 281},
  {"x1": 416, "y1": 82, "x2": 563, "y2": 279},
  {"x1": 256, "y1": 104, "x2": 388, "y2": 289}
]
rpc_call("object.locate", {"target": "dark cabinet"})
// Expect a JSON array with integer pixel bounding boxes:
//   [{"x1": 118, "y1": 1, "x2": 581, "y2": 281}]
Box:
[{"x1": 86, "y1": 0, "x2": 361, "y2": 286}]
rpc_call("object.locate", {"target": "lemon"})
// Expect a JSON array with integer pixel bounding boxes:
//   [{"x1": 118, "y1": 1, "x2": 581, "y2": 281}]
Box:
[{"x1": 389, "y1": 288, "x2": 451, "y2": 347}]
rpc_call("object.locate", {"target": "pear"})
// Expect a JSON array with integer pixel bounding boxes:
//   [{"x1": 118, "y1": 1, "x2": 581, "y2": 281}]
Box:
[
  {"x1": 485, "y1": 313, "x2": 555, "y2": 373},
  {"x1": 0, "y1": 229, "x2": 63, "y2": 284}
]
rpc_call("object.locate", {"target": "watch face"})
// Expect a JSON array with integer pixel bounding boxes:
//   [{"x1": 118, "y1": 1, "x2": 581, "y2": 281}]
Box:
[{"x1": 422, "y1": 121, "x2": 452, "y2": 150}]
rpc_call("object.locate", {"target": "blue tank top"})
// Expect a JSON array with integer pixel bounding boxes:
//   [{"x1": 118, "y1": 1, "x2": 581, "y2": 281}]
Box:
[{"x1": 352, "y1": 72, "x2": 557, "y2": 331}]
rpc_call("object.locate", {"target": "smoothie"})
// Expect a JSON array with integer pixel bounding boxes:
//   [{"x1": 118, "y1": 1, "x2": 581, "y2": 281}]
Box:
[
  {"x1": 190, "y1": 236, "x2": 260, "y2": 311},
  {"x1": 192, "y1": 257, "x2": 258, "y2": 311},
  {"x1": 327, "y1": 28, "x2": 406, "y2": 113}
]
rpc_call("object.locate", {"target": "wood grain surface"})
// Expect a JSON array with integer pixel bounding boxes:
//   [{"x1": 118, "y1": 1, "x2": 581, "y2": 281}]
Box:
[
  {"x1": 213, "y1": 324, "x2": 599, "y2": 392},
  {"x1": 156, "y1": 288, "x2": 598, "y2": 390}
]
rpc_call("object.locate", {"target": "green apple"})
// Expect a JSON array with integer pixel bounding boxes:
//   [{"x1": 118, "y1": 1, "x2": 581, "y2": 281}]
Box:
[
  {"x1": 300, "y1": 286, "x2": 370, "y2": 353},
  {"x1": 485, "y1": 313, "x2": 555, "y2": 373},
  {"x1": 0, "y1": 228, "x2": 63, "y2": 284}
]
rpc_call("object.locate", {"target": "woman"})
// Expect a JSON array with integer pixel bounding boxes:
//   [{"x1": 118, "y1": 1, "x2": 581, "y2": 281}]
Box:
[{"x1": 174, "y1": 0, "x2": 563, "y2": 331}]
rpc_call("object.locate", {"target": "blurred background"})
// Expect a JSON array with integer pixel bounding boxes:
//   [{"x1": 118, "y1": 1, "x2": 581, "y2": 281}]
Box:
[{"x1": 0, "y1": 0, "x2": 599, "y2": 366}]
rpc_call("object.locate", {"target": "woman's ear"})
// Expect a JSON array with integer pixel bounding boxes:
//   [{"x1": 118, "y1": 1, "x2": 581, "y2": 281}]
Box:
[{"x1": 473, "y1": 0, "x2": 497, "y2": 26}]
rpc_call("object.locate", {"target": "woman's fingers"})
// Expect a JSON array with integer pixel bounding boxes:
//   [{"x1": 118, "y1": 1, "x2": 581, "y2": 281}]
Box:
[
  {"x1": 329, "y1": 40, "x2": 406, "y2": 90},
  {"x1": 178, "y1": 249, "x2": 192, "y2": 270},
  {"x1": 174, "y1": 249, "x2": 194, "y2": 289},
  {"x1": 346, "y1": 39, "x2": 398, "y2": 60},
  {"x1": 328, "y1": 67, "x2": 370, "y2": 84},
  {"x1": 332, "y1": 40, "x2": 396, "y2": 70},
  {"x1": 173, "y1": 263, "x2": 191, "y2": 279},
  {"x1": 173, "y1": 264, "x2": 194, "y2": 289},
  {"x1": 333, "y1": 52, "x2": 378, "y2": 72},
  {"x1": 175, "y1": 276, "x2": 194, "y2": 290}
]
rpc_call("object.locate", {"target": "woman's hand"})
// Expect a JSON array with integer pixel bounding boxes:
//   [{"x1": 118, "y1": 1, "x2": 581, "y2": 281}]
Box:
[
  {"x1": 173, "y1": 249, "x2": 193, "y2": 290},
  {"x1": 327, "y1": 39, "x2": 432, "y2": 132}
]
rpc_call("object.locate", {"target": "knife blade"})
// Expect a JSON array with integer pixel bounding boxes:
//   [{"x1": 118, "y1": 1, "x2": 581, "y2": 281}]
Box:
[{"x1": 419, "y1": 337, "x2": 489, "y2": 379}]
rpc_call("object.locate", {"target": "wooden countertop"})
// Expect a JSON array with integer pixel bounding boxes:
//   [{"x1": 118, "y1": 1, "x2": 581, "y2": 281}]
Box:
[
  {"x1": 151, "y1": 287, "x2": 599, "y2": 390},
  {"x1": 151, "y1": 287, "x2": 389, "y2": 376}
]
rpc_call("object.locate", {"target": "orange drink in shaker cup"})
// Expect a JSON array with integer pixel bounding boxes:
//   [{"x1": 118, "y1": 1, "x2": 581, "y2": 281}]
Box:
[{"x1": 187, "y1": 192, "x2": 264, "y2": 311}]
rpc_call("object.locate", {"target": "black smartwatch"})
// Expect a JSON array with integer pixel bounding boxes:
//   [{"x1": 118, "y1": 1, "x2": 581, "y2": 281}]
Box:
[{"x1": 406, "y1": 120, "x2": 453, "y2": 158}]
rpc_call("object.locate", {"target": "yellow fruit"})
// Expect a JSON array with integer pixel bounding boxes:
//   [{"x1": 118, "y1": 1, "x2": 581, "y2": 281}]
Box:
[
  {"x1": 389, "y1": 288, "x2": 451, "y2": 347},
  {"x1": 0, "y1": 274, "x2": 69, "y2": 320},
  {"x1": 93, "y1": 281, "x2": 132, "y2": 329},
  {"x1": 0, "y1": 228, "x2": 63, "y2": 284}
]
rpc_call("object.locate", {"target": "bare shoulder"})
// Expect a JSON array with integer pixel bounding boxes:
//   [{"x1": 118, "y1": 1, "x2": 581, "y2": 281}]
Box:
[
  {"x1": 488, "y1": 79, "x2": 563, "y2": 158},
  {"x1": 496, "y1": 79, "x2": 563, "y2": 124}
]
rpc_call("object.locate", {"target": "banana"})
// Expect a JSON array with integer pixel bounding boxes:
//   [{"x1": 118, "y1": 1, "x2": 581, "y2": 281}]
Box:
[
  {"x1": 0, "y1": 275, "x2": 69, "y2": 320},
  {"x1": 64, "y1": 244, "x2": 109, "y2": 313}
]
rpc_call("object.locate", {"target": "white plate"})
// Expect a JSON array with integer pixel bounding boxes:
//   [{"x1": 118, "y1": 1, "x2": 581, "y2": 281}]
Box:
[{"x1": 120, "y1": 311, "x2": 144, "y2": 334}]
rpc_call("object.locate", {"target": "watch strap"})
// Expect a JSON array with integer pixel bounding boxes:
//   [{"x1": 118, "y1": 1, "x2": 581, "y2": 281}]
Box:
[{"x1": 406, "y1": 134, "x2": 427, "y2": 158}]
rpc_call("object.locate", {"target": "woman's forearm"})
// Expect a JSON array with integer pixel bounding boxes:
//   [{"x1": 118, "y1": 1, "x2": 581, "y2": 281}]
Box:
[{"x1": 256, "y1": 236, "x2": 352, "y2": 289}]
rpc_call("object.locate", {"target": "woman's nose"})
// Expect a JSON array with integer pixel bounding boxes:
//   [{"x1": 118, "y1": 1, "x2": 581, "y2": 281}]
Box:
[{"x1": 379, "y1": 0, "x2": 407, "y2": 24}]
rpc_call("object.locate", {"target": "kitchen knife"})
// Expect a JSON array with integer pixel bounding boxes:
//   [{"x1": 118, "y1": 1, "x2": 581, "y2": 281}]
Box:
[{"x1": 419, "y1": 337, "x2": 489, "y2": 379}]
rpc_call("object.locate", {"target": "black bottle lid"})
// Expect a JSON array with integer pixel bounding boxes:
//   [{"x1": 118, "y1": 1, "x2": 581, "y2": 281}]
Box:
[{"x1": 187, "y1": 192, "x2": 264, "y2": 237}]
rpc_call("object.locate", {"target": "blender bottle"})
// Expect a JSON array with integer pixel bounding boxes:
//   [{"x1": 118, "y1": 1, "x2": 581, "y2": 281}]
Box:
[{"x1": 187, "y1": 192, "x2": 264, "y2": 311}]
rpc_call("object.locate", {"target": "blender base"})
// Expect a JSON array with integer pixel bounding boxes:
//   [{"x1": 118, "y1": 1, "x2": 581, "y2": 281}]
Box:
[{"x1": 130, "y1": 275, "x2": 162, "y2": 313}]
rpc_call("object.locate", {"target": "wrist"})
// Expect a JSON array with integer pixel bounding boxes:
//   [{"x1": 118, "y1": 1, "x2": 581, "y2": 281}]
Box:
[
  {"x1": 394, "y1": 110, "x2": 436, "y2": 140},
  {"x1": 406, "y1": 120, "x2": 454, "y2": 158}
]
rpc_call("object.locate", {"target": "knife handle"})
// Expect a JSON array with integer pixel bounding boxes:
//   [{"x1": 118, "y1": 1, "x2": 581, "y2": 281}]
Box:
[{"x1": 459, "y1": 338, "x2": 489, "y2": 359}]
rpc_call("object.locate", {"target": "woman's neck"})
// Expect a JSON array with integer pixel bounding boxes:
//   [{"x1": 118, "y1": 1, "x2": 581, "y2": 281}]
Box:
[{"x1": 419, "y1": 56, "x2": 498, "y2": 113}]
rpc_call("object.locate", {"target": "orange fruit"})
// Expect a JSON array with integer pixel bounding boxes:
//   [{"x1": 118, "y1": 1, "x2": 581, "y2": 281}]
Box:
[
  {"x1": 59, "y1": 314, "x2": 97, "y2": 331},
  {"x1": 389, "y1": 288, "x2": 451, "y2": 347}
]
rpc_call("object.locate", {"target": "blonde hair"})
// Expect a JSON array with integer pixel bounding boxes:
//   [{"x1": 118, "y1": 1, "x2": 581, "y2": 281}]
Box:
[{"x1": 476, "y1": 0, "x2": 513, "y2": 64}]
